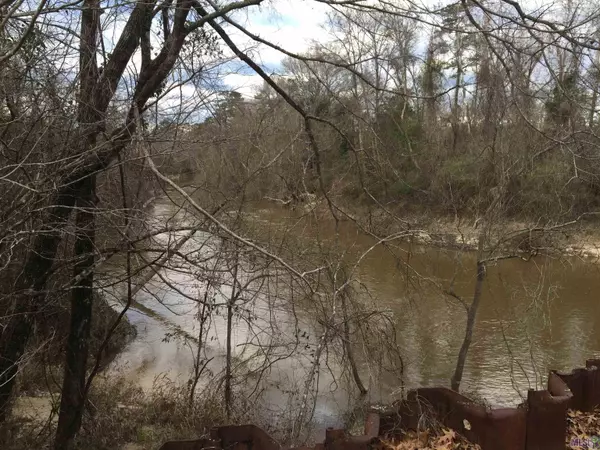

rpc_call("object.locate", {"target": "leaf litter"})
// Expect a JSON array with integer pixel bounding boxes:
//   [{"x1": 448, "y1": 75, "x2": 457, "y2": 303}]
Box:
[
  {"x1": 567, "y1": 409, "x2": 600, "y2": 449},
  {"x1": 374, "y1": 427, "x2": 481, "y2": 450}
]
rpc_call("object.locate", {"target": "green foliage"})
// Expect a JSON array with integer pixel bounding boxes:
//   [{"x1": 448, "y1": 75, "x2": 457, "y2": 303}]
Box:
[
  {"x1": 437, "y1": 154, "x2": 480, "y2": 186},
  {"x1": 431, "y1": 154, "x2": 483, "y2": 210},
  {"x1": 388, "y1": 174, "x2": 426, "y2": 198},
  {"x1": 375, "y1": 95, "x2": 423, "y2": 154},
  {"x1": 513, "y1": 156, "x2": 600, "y2": 218},
  {"x1": 212, "y1": 91, "x2": 244, "y2": 125},
  {"x1": 544, "y1": 71, "x2": 581, "y2": 126}
]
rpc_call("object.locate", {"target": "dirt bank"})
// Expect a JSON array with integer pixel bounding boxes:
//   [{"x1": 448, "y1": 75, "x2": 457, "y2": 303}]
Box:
[
  {"x1": 16, "y1": 292, "x2": 137, "y2": 395},
  {"x1": 300, "y1": 198, "x2": 600, "y2": 262}
]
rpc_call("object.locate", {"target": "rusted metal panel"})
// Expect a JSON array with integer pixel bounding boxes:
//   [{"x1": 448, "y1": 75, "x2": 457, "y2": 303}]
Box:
[
  {"x1": 585, "y1": 359, "x2": 600, "y2": 411},
  {"x1": 321, "y1": 427, "x2": 378, "y2": 450},
  {"x1": 554, "y1": 368, "x2": 587, "y2": 411},
  {"x1": 395, "y1": 387, "x2": 527, "y2": 450},
  {"x1": 379, "y1": 397, "x2": 421, "y2": 435},
  {"x1": 525, "y1": 389, "x2": 569, "y2": 450},
  {"x1": 364, "y1": 412, "x2": 380, "y2": 438},
  {"x1": 158, "y1": 438, "x2": 218, "y2": 450},
  {"x1": 211, "y1": 424, "x2": 280, "y2": 450},
  {"x1": 554, "y1": 362, "x2": 600, "y2": 413},
  {"x1": 157, "y1": 358, "x2": 600, "y2": 450}
]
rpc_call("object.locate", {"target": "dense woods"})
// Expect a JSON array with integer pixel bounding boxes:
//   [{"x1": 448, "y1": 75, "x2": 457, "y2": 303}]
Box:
[
  {"x1": 1, "y1": 0, "x2": 600, "y2": 448},
  {"x1": 175, "y1": 4, "x2": 600, "y2": 220}
]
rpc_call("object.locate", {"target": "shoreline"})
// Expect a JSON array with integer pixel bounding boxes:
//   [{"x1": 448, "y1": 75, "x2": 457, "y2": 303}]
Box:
[{"x1": 293, "y1": 198, "x2": 600, "y2": 262}]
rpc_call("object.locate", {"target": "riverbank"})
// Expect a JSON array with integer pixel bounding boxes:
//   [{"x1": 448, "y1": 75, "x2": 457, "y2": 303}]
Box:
[
  {"x1": 4, "y1": 293, "x2": 139, "y2": 447},
  {"x1": 287, "y1": 197, "x2": 600, "y2": 262},
  {"x1": 7, "y1": 374, "x2": 247, "y2": 450},
  {"x1": 10, "y1": 292, "x2": 136, "y2": 417}
]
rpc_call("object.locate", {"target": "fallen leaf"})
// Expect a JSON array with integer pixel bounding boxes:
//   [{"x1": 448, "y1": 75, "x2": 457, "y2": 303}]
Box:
[{"x1": 463, "y1": 419, "x2": 472, "y2": 431}]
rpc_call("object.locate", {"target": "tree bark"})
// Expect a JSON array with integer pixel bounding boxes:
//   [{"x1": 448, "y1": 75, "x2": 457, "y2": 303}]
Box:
[
  {"x1": 423, "y1": 37, "x2": 437, "y2": 125},
  {"x1": 589, "y1": 50, "x2": 600, "y2": 127},
  {"x1": 54, "y1": 174, "x2": 97, "y2": 450},
  {"x1": 0, "y1": 0, "x2": 191, "y2": 423},
  {"x1": 0, "y1": 124, "x2": 139, "y2": 419},
  {"x1": 340, "y1": 292, "x2": 367, "y2": 395},
  {"x1": 0, "y1": 0, "x2": 100, "y2": 421},
  {"x1": 451, "y1": 259, "x2": 485, "y2": 392},
  {"x1": 451, "y1": 35, "x2": 463, "y2": 154},
  {"x1": 224, "y1": 254, "x2": 238, "y2": 419},
  {"x1": 54, "y1": 0, "x2": 99, "y2": 443},
  {"x1": 0, "y1": 185, "x2": 79, "y2": 421},
  {"x1": 0, "y1": 0, "x2": 190, "y2": 422},
  {"x1": 589, "y1": 87, "x2": 598, "y2": 128}
]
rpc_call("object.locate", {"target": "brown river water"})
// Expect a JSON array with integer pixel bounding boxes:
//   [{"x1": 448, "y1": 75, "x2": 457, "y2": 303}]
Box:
[{"x1": 108, "y1": 197, "x2": 600, "y2": 431}]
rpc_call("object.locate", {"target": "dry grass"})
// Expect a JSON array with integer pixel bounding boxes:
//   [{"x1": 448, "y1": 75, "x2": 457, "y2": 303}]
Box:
[{"x1": 1, "y1": 375, "x2": 253, "y2": 450}]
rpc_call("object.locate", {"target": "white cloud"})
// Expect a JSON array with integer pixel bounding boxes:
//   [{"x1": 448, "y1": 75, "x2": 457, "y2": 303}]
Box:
[
  {"x1": 226, "y1": 0, "x2": 331, "y2": 66},
  {"x1": 223, "y1": 73, "x2": 265, "y2": 97},
  {"x1": 219, "y1": 0, "x2": 333, "y2": 95}
]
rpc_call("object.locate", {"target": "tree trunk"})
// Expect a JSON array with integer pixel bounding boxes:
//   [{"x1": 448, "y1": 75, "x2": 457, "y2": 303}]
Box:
[
  {"x1": 0, "y1": 127, "x2": 139, "y2": 422},
  {"x1": 589, "y1": 87, "x2": 598, "y2": 128},
  {"x1": 589, "y1": 50, "x2": 599, "y2": 128},
  {"x1": 451, "y1": 38, "x2": 462, "y2": 155},
  {"x1": 340, "y1": 292, "x2": 367, "y2": 395},
  {"x1": 189, "y1": 292, "x2": 210, "y2": 407},
  {"x1": 0, "y1": 0, "x2": 187, "y2": 423},
  {"x1": 54, "y1": 174, "x2": 97, "y2": 450},
  {"x1": 0, "y1": 185, "x2": 80, "y2": 421},
  {"x1": 53, "y1": 0, "x2": 100, "y2": 442},
  {"x1": 224, "y1": 254, "x2": 238, "y2": 419},
  {"x1": 451, "y1": 259, "x2": 485, "y2": 392},
  {"x1": 423, "y1": 36, "x2": 437, "y2": 125}
]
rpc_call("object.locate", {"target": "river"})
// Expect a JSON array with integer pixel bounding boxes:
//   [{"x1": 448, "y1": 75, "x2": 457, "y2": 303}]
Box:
[{"x1": 108, "y1": 195, "x2": 600, "y2": 433}]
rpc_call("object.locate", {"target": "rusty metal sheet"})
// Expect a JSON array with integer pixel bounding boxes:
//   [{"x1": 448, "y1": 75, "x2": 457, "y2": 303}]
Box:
[{"x1": 158, "y1": 358, "x2": 600, "y2": 450}]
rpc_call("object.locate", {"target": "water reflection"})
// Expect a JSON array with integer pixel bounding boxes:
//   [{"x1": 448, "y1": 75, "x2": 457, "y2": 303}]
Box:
[
  {"x1": 111, "y1": 197, "x2": 600, "y2": 428},
  {"x1": 253, "y1": 204, "x2": 600, "y2": 406}
]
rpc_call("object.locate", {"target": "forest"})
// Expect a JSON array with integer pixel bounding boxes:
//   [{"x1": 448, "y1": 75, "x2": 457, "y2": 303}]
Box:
[{"x1": 1, "y1": 0, "x2": 600, "y2": 448}]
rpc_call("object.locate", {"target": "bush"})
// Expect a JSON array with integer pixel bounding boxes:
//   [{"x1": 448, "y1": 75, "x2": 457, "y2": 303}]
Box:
[
  {"x1": 2, "y1": 375, "x2": 252, "y2": 450},
  {"x1": 17, "y1": 293, "x2": 136, "y2": 395}
]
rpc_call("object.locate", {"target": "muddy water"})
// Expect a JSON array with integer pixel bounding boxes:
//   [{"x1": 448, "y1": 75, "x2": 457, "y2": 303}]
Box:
[
  {"x1": 108, "y1": 200, "x2": 354, "y2": 430},
  {"x1": 110, "y1": 197, "x2": 600, "y2": 430},
  {"x1": 252, "y1": 205, "x2": 600, "y2": 403}
]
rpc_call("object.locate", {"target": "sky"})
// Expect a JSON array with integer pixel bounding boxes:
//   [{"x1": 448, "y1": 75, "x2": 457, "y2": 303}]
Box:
[
  {"x1": 217, "y1": 0, "x2": 552, "y2": 97},
  {"x1": 136, "y1": 0, "x2": 337, "y2": 121},
  {"x1": 93, "y1": 0, "x2": 585, "y2": 121},
  {"x1": 221, "y1": 0, "x2": 332, "y2": 97}
]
